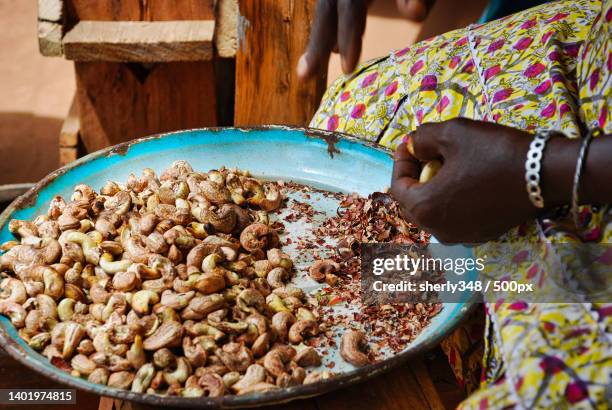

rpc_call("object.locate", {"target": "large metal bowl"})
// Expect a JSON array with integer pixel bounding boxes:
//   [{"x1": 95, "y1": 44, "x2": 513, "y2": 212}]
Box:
[{"x1": 0, "y1": 126, "x2": 476, "y2": 408}]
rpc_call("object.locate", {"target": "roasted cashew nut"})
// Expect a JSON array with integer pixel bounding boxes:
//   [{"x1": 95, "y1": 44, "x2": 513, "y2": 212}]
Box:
[
  {"x1": 181, "y1": 293, "x2": 225, "y2": 320},
  {"x1": 272, "y1": 285, "x2": 305, "y2": 300},
  {"x1": 57, "y1": 298, "x2": 76, "y2": 322},
  {"x1": 267, "y1": 248, "x2": 292, "y2": 270},
  {"x1": 0, "y1": 301, "x2": 26, "y2": 328},
  {"x1": 127, "y1": 335, "x2": 146, "y2": 368},
  {"x1": 419, "y1": 160, "x2": 442, "y2": 183},
  {"x1": 132, "y1": 290, "x2": 160, "y2": 315},
  {"x1": 28, "y1": 332, "x2": 51, "y2": 351},
  {"x1": 132, "y1": 363, "x2": 155, "y2": 393},
  {"x1": 308, "y1": 259, "x2": 340, "y2": 283},
  {"x1": 88, "y1": 368, "x2": 110, "y2": 386},
  {"x1": 231, "y1": 364, "x2": 266, "y2": 393},
  {"x1": 295, "y1": 346, "x2": 321, "y2": 367},
  {"x1": 61, "y1": 232, "x2": 100, "y2": 265},
  {"x1": 253, "y1": 259, "x2": 272, "y2": 278},
  {"x1": 183, "y1": 336, "x2": 207, "y2": 367},
  {"x1": 122, "y1": 232, "x2": 150, "y2": 264},
  {"x1": 199, "y1": 373, "x2": 225, "y2": 397},
  {"x1": 192, "y1": 205, "x2": 236, "y2": 234},
  {"x1": 266, "y1": 294, "x2": 290, "y2": 313},
  {"x1": 71, "y1": 354, "x2": 97, "y2": 376},
  {"x1": 112, "y1": 270, "x2": 140, "y2": 292},
  {"x1": 266, "y1": 267, "x2": 288, "y2": 289},
  {"x1": 249, "y1": 183, "x2": 283, "y2": 212},
  {"x1": 194, "y1": 272, "x2": 226, "y2": 295},
  {"x1": 271, "y1": 311, "x2": 296, "y2": 342},
  {"x1": 184, "y1": 321, "x2": 225, "y2": 341},
  {"x1": 296, "y1": 307, "x2": 317, "y2": 322},
  {"x1": 251, "y1": 332, "x2": 271, "y2": 358},
  {"x1": 200, "y1": 180, "x2": 231, "y2": 205},
  {"x1": 163, "y1": 357, "x2": 191, "y2": 385},
  {"x1": 288, "y1": 320, "x2": 318, "y2": 344},
  {"x1": 236, "y1": 289, "x2": 265, "y2": 313},
  {"x1": 0, "y1": 278, "x2": 27, "y2": 304},
  {"x1": 340, "y1": 329, "x2": 370, "y2": 367},
  {"x1": 108, "y1": 371, "x2": 134, "y2": 390},
  {"x1": 99, "y1": 252, "x2": 132, "y2": 274},
  {"x1": 9, "y1": 220, "x2": 40, "y2": 240},
  {"x1": 216, "y1": 342, "x2": 253, "y2": 372},
  {"x1": 263, "y1": 349, "x2": 292, "y2": 378},
  {"x1": 143, "y1": 321, "x2": 183, "y2": 351},
  {"x1": 62, "y1": 321, "x2": 85, "y2": 359},
  {"x1": 186, "y1": 242, "x2": 222, "y2": 273},
  {"x1": 239, "y1": 223, "x2": 279, "y2": 253}
]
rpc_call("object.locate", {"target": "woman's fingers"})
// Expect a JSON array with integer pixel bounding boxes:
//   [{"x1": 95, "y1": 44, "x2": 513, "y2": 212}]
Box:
[
  {"x1": 393, "y1": 143, "x2": 421, "y2": 182},
  {"x1": 297, "y1": 0, "x2": 338, "y2": 79},
  {"x1": 391, "y1": 144, "x2": 423, "y2": 220},
  {"x1": 395, "y1": 0, "x2": 435, "y2": 21},
  {"x1": 337, "y1": 0, "x2": 367, "y2": 74},
  {"x1": 411, "y1": 123, "x2": 447, "y2": 161}
]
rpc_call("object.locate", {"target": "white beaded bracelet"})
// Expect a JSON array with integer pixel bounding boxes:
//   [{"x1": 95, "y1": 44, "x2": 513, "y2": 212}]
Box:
[{"x1": 525, "y1": 131, "x2": 552, "y2": 208}]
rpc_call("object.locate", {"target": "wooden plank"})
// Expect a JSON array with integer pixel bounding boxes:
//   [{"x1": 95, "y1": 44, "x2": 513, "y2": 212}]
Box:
[
  {"x1": 38, "y1": 0, "x2": 63, "y2": 22},
  {"x1": 63, "y1": 21, "x2": 214, "y2": 62},
  {"x1": 97, "y1": 397, "x2": 114, "y2": 410},
  {"x1": 315, "y1": 360, "x2": 445, "y2": 410},
  {"x1": 410, "y1": 359, "x2": 448, "y2": 410},
  {"x1": 105, "y1": 397, "x2": 318, "y2": 410},
  {"x1": 234, "y1": 0, "x2": 327, "y2": 126},
  {"x1": 65, "y1": 0, "x2": 215, "y2": 23},
  {"x1": 60, "y1": 95, "x2": 80, "y2": 147},
  {"x1": 38, "y1": 21, "x2": 63, "y2": 56},
  {"x1": 75, "y1": 61, "x2": 217, "y2": 152},
  {"x1": 215, "y1": 0, "x2": 238, "y2": 58},
  {"x1": 426, "y1": 349, "x2": 467, "y2": 409}
]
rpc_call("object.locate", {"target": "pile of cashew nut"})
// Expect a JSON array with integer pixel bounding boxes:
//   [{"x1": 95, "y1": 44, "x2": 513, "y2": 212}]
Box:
[{"x1": 0, "y1": 161, "x2": 372, "y2": 397}]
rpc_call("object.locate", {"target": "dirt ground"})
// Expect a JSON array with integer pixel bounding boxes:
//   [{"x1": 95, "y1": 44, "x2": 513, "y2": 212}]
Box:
[{"x1": 0, "y1": 0, "x2": 485, "y2": 186}]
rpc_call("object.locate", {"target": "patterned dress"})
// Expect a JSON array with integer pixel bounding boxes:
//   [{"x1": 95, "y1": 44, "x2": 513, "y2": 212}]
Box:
[{"x1": 310, "y1": 0, "x2": 612, "y2": 408}]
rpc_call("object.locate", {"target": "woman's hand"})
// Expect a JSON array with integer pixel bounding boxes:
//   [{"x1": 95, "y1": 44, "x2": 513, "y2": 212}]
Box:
[
  {"x1": 297, "y1": 0, "x2": 435, "y2": 80},
  {"x1": 390, "y1": 119, "x2": 576, "y2": 243}
]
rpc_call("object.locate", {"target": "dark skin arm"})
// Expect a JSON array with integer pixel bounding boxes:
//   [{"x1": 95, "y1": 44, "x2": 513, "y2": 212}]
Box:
[
  {"x1": 297, "y1": 0, "x2": 435, "y2": 79},
  {"x1": 390, "y1": 119, "x2": 612, "y2": 243}
]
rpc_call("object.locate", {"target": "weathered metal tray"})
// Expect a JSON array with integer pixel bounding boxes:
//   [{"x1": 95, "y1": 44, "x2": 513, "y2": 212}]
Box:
[{"x1": 0, "y1": 126, "x2": 477, "y2": 408}]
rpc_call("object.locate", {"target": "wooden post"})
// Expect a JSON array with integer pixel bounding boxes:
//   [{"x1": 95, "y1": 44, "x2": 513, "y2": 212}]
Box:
[{"x1": 234, "y1": 0, "x2": 327, "y2": 126}]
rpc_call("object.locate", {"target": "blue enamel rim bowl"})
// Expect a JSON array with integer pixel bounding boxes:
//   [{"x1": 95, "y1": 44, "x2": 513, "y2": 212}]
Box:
[{"x1": 0, "y1": 126, "x2": 477, "y2": 408}]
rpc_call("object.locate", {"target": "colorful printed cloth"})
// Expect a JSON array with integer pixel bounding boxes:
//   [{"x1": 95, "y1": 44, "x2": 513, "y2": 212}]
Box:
[{"x1": 310, "y1": 0, "x2": 612, "y2": 408}]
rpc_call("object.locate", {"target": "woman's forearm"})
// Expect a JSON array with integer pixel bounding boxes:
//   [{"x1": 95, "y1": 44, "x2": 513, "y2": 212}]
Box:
[{"x1": 542, "y1": 134, "x2": 612, "y2": 209}]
